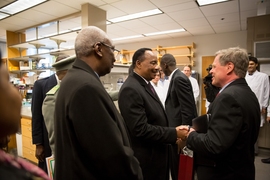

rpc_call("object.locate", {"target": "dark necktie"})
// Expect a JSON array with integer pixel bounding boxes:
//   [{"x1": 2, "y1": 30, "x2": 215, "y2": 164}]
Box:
[{"x1": 148, "y1": 82, "x2": 156, "y2": 96}]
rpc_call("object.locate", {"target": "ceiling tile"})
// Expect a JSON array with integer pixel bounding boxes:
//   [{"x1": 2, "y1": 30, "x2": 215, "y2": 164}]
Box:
[
  {"x1": 140, "y1": 14, "x2": 174, "y2": 26},
  {"x1": 149, "y1": 0, "x2": 192, "y2": 8},
  {"x1": 32, "y1": 1, "x2": 79, "y2": 17},
  {"x1": 15, "y1": 9, "x2": 56, "y2": 23},
  {"x1": 117, "y1": 19, "x2": 150, "y2": 30},
  {"x1": 206, "y1": 13, "x2": 240, "y2": 25},
  {"x1": 155, "y1": 22, "x2": 183, "y2": 31},
  {"x1": 99, "y1": 4, "x2": 126, "y2": 19},
  {"x1": 168, "y1": 8, "x2": 205, "y2": 21},
  {"x1": 109, "y1": 0, "x2": 157, "y2": 14},
  {"x1": 179, "y1": 18, "x2": 210, "y2": 28},
  {"x1": 131, "y1": 26, "x2": 158, "y2": 34},
  {"x1": 239, "y1": 0, "x2": 259, "y2": 11},
  {"x1": 212, "y1": 21, "x2": 241, "y2": 33},
  {"x1": 160, "y1": 1, "x2": 198, "y2": 13},
  {"x1": 200, "y1": 0, "x2": 239, "y2": 17},
  {"x1": 54, "y1": 0, "x2": 106, "y2": 9},
  {"x1": 187, "y1": 26, "x2": 215, "y2": 36},
  {"x1": 1, "y1": 16, "x2": 38, "y2": 28},
  {"x1": 168, "y1": 31, "x2": 192, "y2": 38}
]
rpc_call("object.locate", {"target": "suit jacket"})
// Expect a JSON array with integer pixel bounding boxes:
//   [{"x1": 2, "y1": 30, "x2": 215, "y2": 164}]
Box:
[
  {"x1": 54, "y1": 59, "x2": 142, "y2": 180},
  {"x1": 31, "y1": 74, "x2": 56, "y2": 171},
  {"x1": 187, "y1": 78, "x2": 260, "y2": 180},
  {"x1": 118, "y1": 72, "x2": 178, "y2": 180},
  {"x1": 165, "y1": 69, "x2": 198, "y2": 126}
]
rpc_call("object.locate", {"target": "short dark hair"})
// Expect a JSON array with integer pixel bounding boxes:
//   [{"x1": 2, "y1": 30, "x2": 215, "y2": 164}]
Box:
[
  {"x1": 249, "y1": 56, "x2": 258, "y2": 64},
  {"x1": 132, "y1": 48, "x2": 152, "y2": 67},
  {"x1": 160, "y1": 53, "x2": 176, "y2": 67}
]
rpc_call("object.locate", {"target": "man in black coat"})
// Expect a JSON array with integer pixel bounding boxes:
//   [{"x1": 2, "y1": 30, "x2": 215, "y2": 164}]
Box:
[
  {"x1": 54, "y1": 26, "x2": 142, "y2": 180},
  {"x1": 119, "y1": 48, "x2": 184, "y2": 180},
  {"x1": 178, "y1": 47, "x2": 260, "y2": 180}
]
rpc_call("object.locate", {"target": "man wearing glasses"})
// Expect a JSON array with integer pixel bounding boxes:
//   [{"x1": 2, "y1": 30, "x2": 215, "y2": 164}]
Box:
[{"x1": 54, "y1": 26, "x2": 142, "y2": 180}]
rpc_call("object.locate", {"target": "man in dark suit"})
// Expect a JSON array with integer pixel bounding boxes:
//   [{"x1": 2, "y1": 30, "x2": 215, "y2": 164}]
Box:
[
  {"x1": 160, "y1": 54, "x2": 197, "y2": 127},
  {"x1": 178, "y1": 47, "x2": 260, "y2": 180},
  {"x1": 118, "y1": 48, "x2": 184, "y2": 180},
  {"x1": 31, "y1": 55, "x2": 68, "y2": 173},
  {"x1": 159, "y1": 54, "x2": 197, "y2": 179},
  {"x1": 54, "y1": 26, "x2": 142, "y2": 180}
]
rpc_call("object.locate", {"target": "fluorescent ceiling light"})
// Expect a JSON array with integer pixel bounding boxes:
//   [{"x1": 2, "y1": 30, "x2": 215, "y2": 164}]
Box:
[
  {"x1": 0, "y1": 12, "x2": 9, "y2": 20},
  {"x1": 144, "y1": 29, "x2": 185, "y2": 36},
  {"x1": 196, "y1": 0, "x2": 229, "y2": 6},
  {"x1": 109, "y1": 9, "x2": 163, "y2": 23},
  {"x1": 112, "y1": 35, "x2": 144, "y2": 41},
  {"x1": 0, "y1": 0, "x2": 47, "y2": 15}
]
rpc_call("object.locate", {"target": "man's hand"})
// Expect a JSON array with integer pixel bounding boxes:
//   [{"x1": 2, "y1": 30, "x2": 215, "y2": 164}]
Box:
[
  {"x1": 35, "y1": 144, "x2": 45, "y2": 162},
  {"x1": 176, "y1": 138, "x2": 186, "y2": 153},
  {"x1": 175, "y1": 125, "x2": 189, "y2": 141},
  {"x1": 267, "y1": 116, "x2": 270, "y2": 123}
]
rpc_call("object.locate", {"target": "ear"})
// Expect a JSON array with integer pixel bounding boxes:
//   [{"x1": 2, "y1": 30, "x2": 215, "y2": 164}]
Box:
[
  {"x1": 136, "y1": 60, "x2": 141, "y2": 69},
  {"x1": 93, "y1": 42, "x2": 103, "y2": 57},
  {"x1": 226, "y1": 62, "x2": 234, "y2": 74}
]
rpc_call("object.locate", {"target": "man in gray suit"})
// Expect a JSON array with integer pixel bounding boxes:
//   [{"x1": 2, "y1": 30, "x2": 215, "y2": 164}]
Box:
[{"x1": 54, "y1": 26, "x2": 142, "y2": 180}]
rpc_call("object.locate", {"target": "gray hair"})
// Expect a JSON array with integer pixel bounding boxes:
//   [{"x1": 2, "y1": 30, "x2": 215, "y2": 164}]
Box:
[
  {"x1": 75, "y1": 26, "x2": 110, "y2": 58},
  {"x1": 215, "y1": 47, "x2": 248, "y2": 78}
]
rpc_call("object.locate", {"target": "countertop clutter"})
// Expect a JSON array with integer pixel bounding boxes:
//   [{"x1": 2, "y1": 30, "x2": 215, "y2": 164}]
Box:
[{"x1": 21, "y1": 105, "x2": 31, "y2": 118}]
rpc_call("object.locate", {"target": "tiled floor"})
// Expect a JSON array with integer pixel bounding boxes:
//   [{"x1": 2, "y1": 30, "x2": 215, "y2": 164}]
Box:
[{"x1": 255, "y1": 148, "x2": 270, "y2": 180}]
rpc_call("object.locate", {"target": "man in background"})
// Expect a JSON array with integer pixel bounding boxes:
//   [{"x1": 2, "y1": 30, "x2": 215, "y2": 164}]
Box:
[
  {"x1": 54, "y1": 26, "x2": 142, "y2": 179},
  {"x1": 42, "y1": 55, "x2": 75, "y2": 155},
  {"x1": 182, "y1": 64, "x2": 200, "y2": 103},
  {"x1": 245, "y1": 56, "x2": 269, "y2": 155},
  {"x1": 159, "y1": 54, "x2": 197, "y2": 179},
  {"x1": 160, "y1": 54, "x2": 197, "y2": 127},
  {"x1": 31, "y1": 55, "x2": 69, "y2": 173}
]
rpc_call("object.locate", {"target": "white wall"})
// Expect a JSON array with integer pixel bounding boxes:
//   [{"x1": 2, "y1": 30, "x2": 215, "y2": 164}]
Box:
[{"x1": 116, "y1": 31, "x2": 247, "y2": 75}]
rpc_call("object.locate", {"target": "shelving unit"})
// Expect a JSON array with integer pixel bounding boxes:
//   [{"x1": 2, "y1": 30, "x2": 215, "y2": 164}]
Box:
[
  {"x1": 6, "y1": 29, "x2": 78, "y2": 79},
  {"x1": 118, "y1": 42, "x2": 196, "y2": 66},
  {"x1": 156, "y1": 42, "x2": 196, "y2": 66}
]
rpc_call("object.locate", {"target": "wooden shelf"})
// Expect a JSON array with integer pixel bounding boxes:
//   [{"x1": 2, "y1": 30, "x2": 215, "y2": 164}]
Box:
[{"x1": 120, "y1": 42, "x2": 196, "y2": 66}]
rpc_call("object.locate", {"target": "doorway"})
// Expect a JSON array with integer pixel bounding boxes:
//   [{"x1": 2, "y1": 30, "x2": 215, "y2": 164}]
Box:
[{"x1": 200, "y1": 56, "x2": 215, "y2": 115}]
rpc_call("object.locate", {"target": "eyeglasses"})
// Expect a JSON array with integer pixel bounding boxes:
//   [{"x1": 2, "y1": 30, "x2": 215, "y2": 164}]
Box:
[{"x1": 100, "y1": 42, "x2": 120, "y2": 53}]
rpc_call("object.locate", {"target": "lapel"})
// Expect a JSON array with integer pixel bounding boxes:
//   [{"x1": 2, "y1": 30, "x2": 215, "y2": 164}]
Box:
[
  {"x1": 166, "y1": 68, "x2": 179, "y2": 100},
  {"x1": 132, "y1": 72, "x2": 162, "y2": 103}
]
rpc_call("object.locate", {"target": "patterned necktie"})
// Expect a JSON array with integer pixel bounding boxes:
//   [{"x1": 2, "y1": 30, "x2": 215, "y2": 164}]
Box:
[{"x1": 148, "y1": 82, "x2": 156, "y2": 96}]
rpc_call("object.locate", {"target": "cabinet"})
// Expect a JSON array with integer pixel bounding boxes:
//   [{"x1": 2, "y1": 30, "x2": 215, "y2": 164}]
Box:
[
  {"x1": 247, "y1": 14, "x2": 270, "y2": 55},
  {"x1": 6, "y1": 30, "x2": 78, "y2": 83},
  {"x1": 21, "y1": 117, "x2": 37, "y2": 163},
  {"x1": 118, "y1": 43, "x2": 196, "y2": 66}
]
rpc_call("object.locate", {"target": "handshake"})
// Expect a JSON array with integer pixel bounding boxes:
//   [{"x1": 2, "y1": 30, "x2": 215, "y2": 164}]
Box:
[{"x1": 175, "y1": 125, "x2": 194, "y2": 151}]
